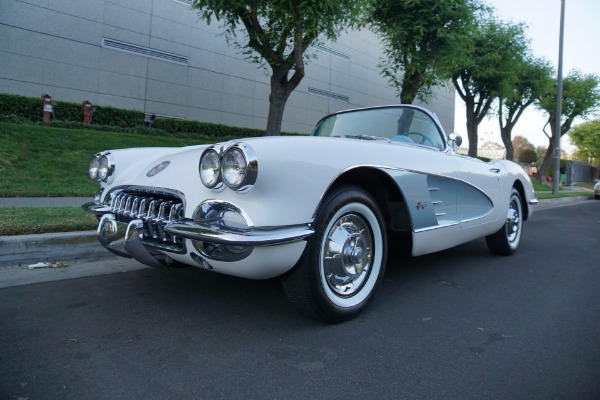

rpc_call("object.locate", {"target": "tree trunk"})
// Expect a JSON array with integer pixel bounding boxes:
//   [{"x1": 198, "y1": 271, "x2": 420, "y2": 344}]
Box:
[
  {"x1": 465, "y1": 104, "x2": 478, "y2": 158},
  {"x1": 266, "y1": 90, "x2": 290, "y2": 136},
  {"x1": 500, "y1": 125, "x2": 514, "y2": 161},
  {"x1": 399, "y1": 70, "x2": 423, "y2": 104},
  {"x1": 537, "y1": 141, "x2": 555, "y2": 184},
  {"x1": 265, "y1": 66, "x2": 301, "y2": 136}
]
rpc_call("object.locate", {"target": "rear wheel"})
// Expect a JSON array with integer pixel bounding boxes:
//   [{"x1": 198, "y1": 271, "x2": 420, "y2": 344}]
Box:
[
  {"x1": 282, "y1": 185, "x2": 387, "y2": 322},
  {"x1": 486, "y1": 188, "x2": 523, "y2": 256}
]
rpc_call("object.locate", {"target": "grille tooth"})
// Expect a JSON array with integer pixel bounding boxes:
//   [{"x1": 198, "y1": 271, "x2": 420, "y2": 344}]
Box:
[
  {"x1": 124, "y1": 197, "x2": 133, "y2": 216},
  {"x1": 169, "y1": 203, "x2": 183, "y2": 222},
  {"x1": 138, "y1": 198, "x2": 147, "y2": 218},
  {"x1": 130, "y1": 197, "x2": 140, "y2": 218},
  {"x1": 156, "y1": 201, "x2": 173, "y2": 240}
]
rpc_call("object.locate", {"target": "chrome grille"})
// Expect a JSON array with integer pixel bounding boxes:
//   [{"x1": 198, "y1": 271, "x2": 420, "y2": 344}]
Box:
[{"x1": 106, "y1": 190, "x2": 185, "y2": 253}]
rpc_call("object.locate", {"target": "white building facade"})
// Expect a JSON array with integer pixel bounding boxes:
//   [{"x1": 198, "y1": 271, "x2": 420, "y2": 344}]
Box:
[{"x1": 0, "y1": 0, "x2": 455, "y2": 134}]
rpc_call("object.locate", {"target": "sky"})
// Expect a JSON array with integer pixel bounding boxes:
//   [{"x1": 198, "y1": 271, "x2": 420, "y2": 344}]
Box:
[{"x1": 453, "y1": 0, "x2": 600, "y2": 154}]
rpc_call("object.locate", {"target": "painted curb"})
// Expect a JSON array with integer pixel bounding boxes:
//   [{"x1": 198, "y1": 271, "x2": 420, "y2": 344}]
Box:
[{"x1": 0, "y1": 230, "x2": 111, "y2": 267}]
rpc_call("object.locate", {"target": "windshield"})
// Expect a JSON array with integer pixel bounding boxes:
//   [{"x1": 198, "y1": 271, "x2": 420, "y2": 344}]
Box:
[{"x1": 312, "y1": 106, "x2": 445, "y2": 149}]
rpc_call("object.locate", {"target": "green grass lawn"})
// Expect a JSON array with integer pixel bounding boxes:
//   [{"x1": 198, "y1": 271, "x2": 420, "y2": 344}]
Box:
[
  {"x1": 0, "y1": 206, "x2": 98, "y2": 235},
  {"x1": 535, "y1": 191, "x2": 594, "y2": 199},
  {"x1": 0, "y1": 122, "x2": 203, "y2": 197}
]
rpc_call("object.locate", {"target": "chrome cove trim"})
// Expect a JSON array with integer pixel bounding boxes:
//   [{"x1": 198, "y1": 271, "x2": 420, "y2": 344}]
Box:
[
  {"x1": 413, "y1": 221, "x2": 460, "y2": 233},
  {"x1": 312, "y1": 164, "x2": 495, "y2": 221},
  {"x1": 460, "y1": 210, "x2": 494, "y2": 224},
  {"x1": 165, "y1": 219, "x2": 314, "y2": 247}
]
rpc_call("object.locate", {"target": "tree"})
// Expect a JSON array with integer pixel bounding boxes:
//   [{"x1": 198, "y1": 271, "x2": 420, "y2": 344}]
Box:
[
  {"x1": 518, "y1": 148, "x2": 537, "y2": 164},
  {"x1": 512, "y1": 135, "x2": 534, "y2": 154},
  {"x1": 497, "y1": 56, "x2": 553, "y2": 160},
  {"x1": 452, "y1": 18, "x2": 529, "y2": 157},
  {"x1": 535, "y1": 70, "x2": 600, "y2": 183},
  {"x1": 367, "y1": 0, "x2": 480, "y2": 104},
  {"x1": 192, "y1": 0, "x2": 365, "y2": 136},
  {"x1": 569, "y1": 119, "x2": 600, "y2": 176}
]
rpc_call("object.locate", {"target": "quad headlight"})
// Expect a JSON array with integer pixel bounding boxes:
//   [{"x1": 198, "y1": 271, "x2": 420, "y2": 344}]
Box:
[
  {"x1": 199, "y1": 148, "x2": 221, "y2": 189},
  {"x1": 89, "y1": 155, "x2": 99, "y2": 180},
  {"x1": 89, "y1": 152, "x2": 115, "y2": 183},
  {"x1": 199, "y1": 143, "x2": 257, "y2": 192}
]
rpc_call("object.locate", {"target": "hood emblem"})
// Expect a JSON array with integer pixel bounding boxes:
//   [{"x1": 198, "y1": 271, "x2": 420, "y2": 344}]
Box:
[{"x1": 146, "y1": 161, "x2": 170, "y2": 177}]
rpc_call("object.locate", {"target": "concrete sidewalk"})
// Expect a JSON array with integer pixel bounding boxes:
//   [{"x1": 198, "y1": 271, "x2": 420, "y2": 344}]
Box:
[{"x1": 0, "y1": 195, "x2": 596, "y2": 268}]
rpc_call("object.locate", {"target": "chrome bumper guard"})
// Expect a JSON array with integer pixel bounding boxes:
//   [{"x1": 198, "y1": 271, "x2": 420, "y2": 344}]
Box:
[{"x1": 96, "y1": 214, "x2": 163, "y2": 268}]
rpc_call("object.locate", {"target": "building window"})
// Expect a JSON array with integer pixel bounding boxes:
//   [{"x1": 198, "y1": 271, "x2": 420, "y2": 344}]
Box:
[
  {"x1": 102, "y1": 38, "x2": 189, "y2": 65},
  {"x1": 308, "y1": 87, "x2": 349, "y2": 103},
  {"x1": 310, "y1": 44, "x2": 350, "y2": 61}
]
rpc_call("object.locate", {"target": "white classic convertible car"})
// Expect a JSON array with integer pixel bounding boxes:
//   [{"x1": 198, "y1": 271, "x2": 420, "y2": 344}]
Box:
[{"x1": 84, "y1": 105, "x2": 537, "y2": 322}]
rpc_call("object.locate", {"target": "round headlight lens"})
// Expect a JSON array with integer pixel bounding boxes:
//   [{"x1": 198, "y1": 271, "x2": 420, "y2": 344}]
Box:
[
  {"x1": 89, "y1": 156, "x2": 99, "y2": 180},
  {"x1": 199, "y1": 149, "x2": 221, "y2": 188},
  {"x1": 98, "y1": 155, "x2": 109, "y2": 181},
  {"x1": 222, "y1": 147, "x2": 247, "y2": 189}
]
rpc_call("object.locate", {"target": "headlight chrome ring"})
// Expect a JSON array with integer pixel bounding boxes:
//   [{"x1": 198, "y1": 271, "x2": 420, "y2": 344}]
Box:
[
  {"x1": 92, "y1": 152, "x2": 115, "y2": 183},
  {"x1": 199, "y1": 143, "x2": 257, "y2": 192}
]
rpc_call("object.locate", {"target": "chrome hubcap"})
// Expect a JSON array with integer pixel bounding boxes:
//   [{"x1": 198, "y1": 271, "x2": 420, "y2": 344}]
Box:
[
  {"x1": 506, "y1": 198, "x2": 521, "y2": 244},
  {"x1": 323, "y1": 213, "x2": 373, "y2": 297}
]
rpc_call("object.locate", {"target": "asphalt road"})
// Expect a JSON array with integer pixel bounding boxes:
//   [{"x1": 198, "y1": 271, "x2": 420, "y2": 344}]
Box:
[{"x1": 1, "y1": 202, "x2": 599, "y2": 400}]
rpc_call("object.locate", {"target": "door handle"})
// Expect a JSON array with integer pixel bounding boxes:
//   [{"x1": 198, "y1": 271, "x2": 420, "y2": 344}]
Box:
[{"x1": 489, "y1": 168, "x2": 501, "y2": 174}]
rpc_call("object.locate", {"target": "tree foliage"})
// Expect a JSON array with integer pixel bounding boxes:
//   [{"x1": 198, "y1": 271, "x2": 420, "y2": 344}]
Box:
[
  {"x1": 497, "y1": 56, "x2": 553, "y2": 160},
  {"x1": 452, "y1": 18, "x2": 529, "y2": 157},
  {"x1": 192, "y1": 0, "x2": 366, "y2": 135},
  {"x1": 518, "y1": 148, "x2": 537, "y2": 164},
  {"x1": 535, "y1": 70, "x2": 600, "y2": 183},
  {"x1": 368, "y1": 0, "x2": 480, "y2": 104},
  {"x1": 569, "y1": 119, "x2": 600, "y2": 164}
]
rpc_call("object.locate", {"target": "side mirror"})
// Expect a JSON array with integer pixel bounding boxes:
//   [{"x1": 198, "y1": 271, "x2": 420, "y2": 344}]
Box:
[{"x1": 448, "y1": 133, "x2": 462, "y2": 148}]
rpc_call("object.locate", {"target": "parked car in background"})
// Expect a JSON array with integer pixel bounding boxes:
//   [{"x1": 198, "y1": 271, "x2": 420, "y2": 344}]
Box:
[
  {"x1": 84, "y1": 105, "x2": 537, "y2": 322},
  {"x1": 594, "y1": 180, "x2": 600, "y2": 199}
]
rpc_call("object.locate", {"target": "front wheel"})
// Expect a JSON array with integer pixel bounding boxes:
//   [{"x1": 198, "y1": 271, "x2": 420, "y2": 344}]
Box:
[
  {"x1": 486, "y1": 188, "x2": 523, "y2": 256},
  {"x1": 282, "y1": 185, "x2": 387, "y2": 322}
]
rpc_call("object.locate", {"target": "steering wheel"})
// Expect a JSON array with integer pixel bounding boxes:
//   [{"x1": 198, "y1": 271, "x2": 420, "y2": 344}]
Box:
[{"x1": 401, "y1": 132, "x2": 434, "y2": 146}]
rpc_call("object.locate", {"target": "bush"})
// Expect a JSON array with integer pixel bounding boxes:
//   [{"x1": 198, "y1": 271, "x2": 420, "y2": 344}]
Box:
[
  {"x1": 0, "y1": 93, "x2": 145, "y2": 127},
  {"x1": 0, "y1": 92, "x2": 307, "y2": 139},
  {"x1": 0, "y1": 93, "x2": 41, "y2": 120},
  {"x1": 153, "y1": 118, "x2": 265, "y2": 139}
]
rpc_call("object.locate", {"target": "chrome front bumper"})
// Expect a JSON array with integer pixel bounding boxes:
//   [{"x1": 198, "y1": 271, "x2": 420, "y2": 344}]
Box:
[
  {"x1": 165, "y1": 219, "x2": 314, "y2": 247},
  {"x1": 84, "y1": 200, "x2": 314, "y2": 266}
]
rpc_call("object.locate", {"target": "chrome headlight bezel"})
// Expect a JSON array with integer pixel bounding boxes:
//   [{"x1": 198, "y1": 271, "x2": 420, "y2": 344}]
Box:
[
  {"x1": 93, "y1": 152, "x2": 115, "y2": 184},
  {"x1": 222, "y1": 143, "x2": 258, "y2": 192},
  {"x1": 198, "y1": 143, "x2": 257, "y2": 192}
]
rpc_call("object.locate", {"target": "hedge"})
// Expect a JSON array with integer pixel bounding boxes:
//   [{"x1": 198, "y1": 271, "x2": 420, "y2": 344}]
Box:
[
  {"x1": 0, "y1": 93, "x2": 145, "y2": 127},
  {"x1": 0, "y1": 93, "x2": 307, "y2": 139}
]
